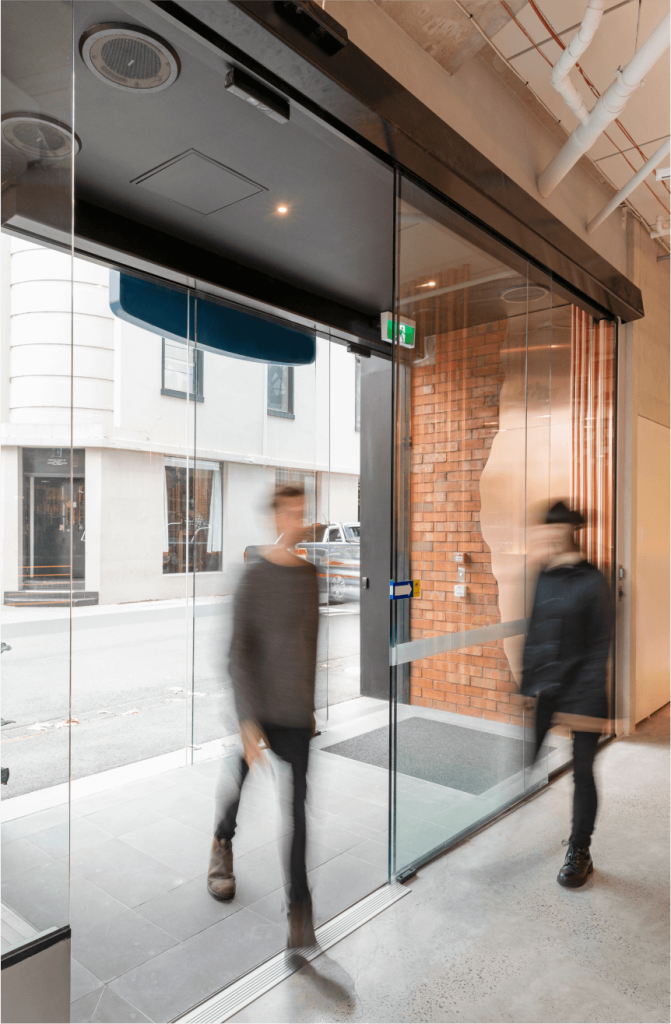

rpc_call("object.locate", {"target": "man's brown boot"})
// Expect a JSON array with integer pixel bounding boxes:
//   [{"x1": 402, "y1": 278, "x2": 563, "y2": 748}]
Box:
[
  {"x1": 207, "y1": 837, "x2": 235, "y2": 901},
  {"x1": 287, "y1": 899, "x2": 317, "y2": 949}
]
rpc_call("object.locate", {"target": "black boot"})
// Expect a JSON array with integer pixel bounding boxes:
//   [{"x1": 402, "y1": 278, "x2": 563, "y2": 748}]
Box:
[{"x1": 557, "y1": 842, "x2": 593, "y2": 888}]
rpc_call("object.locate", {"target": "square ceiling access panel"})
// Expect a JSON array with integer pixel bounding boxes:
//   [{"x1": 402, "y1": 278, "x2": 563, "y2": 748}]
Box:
[{"x1": 132, "y1": 149, "x2": 267, "y2": 215}]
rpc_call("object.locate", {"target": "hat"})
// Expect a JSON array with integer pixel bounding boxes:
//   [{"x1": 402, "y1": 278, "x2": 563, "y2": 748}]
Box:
[{"x1": 546, "y1": 500, "x2": 585, "y2": 527}]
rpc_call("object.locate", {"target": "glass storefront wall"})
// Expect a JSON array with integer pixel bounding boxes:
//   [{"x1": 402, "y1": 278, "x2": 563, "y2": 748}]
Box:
[
  {"x1": 1, "y1": 0, "x2": 75, "y2": 955},
  {"x1": 390, "y1": 175, "x2": 616, "y2": 876},
  {"x1": 2, "y1": 1, "x2": 618, "y2": 1014}
]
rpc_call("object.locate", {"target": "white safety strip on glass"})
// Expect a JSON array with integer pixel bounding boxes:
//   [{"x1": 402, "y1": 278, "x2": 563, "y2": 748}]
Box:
[
  {"x1": 390, "y1": 618, "x2": 527, "y2": 667},
  {"x1": 172, "y1": 883, "x2": 408, "y2": 1023}
]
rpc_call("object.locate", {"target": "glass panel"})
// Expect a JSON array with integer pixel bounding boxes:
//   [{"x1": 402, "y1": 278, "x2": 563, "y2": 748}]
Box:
[
  {"x1": 1, "y1": 0, "x2": 74, "y2": 954},
  {"x1": 391, "y1": 176, "x2": 617, "y2": 876}
]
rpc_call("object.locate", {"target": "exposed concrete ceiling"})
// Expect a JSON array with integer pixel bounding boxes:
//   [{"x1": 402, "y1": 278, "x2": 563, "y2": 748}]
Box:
[{"x1": 372, "y1": 0, "x2": 528, "y2": 74}]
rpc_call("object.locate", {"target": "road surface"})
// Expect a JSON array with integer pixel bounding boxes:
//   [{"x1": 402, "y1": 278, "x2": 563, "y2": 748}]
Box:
[{"x1": 1, "y1": 597, "x2": 360, "y2": 797}]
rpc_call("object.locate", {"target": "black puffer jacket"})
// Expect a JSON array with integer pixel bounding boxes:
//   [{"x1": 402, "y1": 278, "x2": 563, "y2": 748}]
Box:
[{"x1": 521, "y1": 560, "x2": 612, "y2": 720}]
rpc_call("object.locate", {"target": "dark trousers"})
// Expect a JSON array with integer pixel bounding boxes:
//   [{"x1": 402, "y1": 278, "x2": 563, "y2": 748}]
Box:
[
  {"x1": 215, "y1": 723, "x2": 312, "y2": 906},
  {"x1": 536, "y1": 697, "x2": 600, "y2": 848}
]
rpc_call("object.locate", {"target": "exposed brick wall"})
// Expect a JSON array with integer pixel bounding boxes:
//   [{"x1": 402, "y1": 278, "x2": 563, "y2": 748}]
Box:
[{"x1": 408, "y1": 320, "x2": 525, "y2": 727}]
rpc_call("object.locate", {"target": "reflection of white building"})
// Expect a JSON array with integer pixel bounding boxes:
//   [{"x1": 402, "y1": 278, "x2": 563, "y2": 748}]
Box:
[{"x1": 1, "y1": 237, "x2": 360, "y2": 605}]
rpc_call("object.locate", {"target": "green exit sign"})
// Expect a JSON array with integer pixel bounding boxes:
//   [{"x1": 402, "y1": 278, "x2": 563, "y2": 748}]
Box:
[{"x1": 381, "y1": 312, "x2": 416, "y2": 348}]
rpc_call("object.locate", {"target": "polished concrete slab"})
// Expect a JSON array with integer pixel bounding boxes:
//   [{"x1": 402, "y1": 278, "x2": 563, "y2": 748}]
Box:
[{"x1": 230, "y1": 706, "x2": 670, "y2": 1024}]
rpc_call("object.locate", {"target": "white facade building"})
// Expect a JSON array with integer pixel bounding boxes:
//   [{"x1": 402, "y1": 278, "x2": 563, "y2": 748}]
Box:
[{"x1": 1, "y1": 237, "x2": 360, "y2": 605}]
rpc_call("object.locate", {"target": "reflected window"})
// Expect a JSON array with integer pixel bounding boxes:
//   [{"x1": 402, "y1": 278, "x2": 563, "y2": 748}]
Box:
[
  {"x1": 163, "y1": 458, "x2": 222, "y2": 573},
  {"x1": 162, "y1": 339, "x2": 203, "y2": 401},
  {"x1": 268, "y1": 364, "x2": 294, "y2": 418}
]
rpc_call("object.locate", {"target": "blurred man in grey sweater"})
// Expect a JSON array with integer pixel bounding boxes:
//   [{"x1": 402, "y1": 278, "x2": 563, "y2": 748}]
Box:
[{"x1": 207, "y1": 484, "x2": 319, "y2": 949}]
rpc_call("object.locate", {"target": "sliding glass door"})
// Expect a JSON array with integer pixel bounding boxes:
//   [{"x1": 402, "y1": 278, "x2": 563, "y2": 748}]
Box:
[{"x1": 390, "y1": 175, "x2": 616, "y2": 877}]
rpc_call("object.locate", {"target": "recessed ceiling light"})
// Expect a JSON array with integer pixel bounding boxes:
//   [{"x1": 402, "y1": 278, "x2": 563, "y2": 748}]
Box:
[{"x1": 277, "y1": 205, "x2": 288, "y2": 214}]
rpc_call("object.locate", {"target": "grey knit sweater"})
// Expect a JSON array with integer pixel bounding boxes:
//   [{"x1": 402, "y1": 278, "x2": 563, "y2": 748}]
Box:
[{"x1": 228, "y1": 555, "x2": 319, "y2": 728}]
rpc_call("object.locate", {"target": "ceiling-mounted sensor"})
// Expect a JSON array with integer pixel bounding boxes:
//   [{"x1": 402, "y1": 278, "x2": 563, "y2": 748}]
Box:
[
  {"x1": 501, "y1": 285, "x2": 548, "y2": 304},
  {"x1": 1, "y1": 114, "x2": 80, "y2": 160},
  {"x1": 80, "y1": 23, "x2": 180, "y2": 92},
  {"x1": 225, "y1": 68, "x2": 290, "y2": 124}
]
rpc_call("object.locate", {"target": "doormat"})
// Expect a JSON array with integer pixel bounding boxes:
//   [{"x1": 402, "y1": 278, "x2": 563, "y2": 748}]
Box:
[{"x1": 323, "y1": 717, "x2": 552, "y2": 795}]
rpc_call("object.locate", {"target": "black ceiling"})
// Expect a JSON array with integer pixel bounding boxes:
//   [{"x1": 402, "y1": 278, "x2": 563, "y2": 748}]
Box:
[{"x1": 70, "y1": 1, "x2": 394, "y2": 321}]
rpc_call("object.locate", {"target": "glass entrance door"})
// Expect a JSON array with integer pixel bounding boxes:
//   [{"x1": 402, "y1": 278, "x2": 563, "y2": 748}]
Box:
[{"x1": 390, "y1": 175, "x2": 617, "y2": 877}]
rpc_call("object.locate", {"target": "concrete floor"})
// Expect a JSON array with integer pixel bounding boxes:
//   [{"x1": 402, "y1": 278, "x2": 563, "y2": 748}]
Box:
[{"x1": 230, "y1": 706, "x2": 670, "y2": 1024}]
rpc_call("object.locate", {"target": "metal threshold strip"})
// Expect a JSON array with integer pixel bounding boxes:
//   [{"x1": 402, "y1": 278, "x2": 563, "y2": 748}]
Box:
[{"x1": 172, "y1": 882, "x2": 408, "y2": 1023}]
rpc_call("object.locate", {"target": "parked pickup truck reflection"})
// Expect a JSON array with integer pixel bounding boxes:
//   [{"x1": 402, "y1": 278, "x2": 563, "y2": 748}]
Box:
[{"x1": 245, "y1": 522, "x2": 360, "y2": 602}]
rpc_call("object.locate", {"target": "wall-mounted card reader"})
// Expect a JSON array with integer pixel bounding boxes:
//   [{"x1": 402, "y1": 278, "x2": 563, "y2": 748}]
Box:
[
  {"x1": 454, "y1": 584, "x2": 467, "y2": 598},
  {"x1": 454, "y1": 552, "x2": 469, "y2": 563}
]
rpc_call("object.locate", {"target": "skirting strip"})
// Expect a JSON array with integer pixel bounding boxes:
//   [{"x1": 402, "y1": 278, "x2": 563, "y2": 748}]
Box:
[{"x1": 172, "y1": 882, "x2": 409, "y2": 1023}]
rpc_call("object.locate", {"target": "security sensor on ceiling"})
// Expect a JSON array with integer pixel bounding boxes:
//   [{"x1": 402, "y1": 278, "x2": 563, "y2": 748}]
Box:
[{"x1": 225, "y1": 68, "x2": 290, "y2": 124}]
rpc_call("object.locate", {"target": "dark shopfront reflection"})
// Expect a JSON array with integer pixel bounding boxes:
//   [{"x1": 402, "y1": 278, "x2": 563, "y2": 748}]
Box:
[{"x1": 21, "y1": 448, "x2": 85, "y2": 589}]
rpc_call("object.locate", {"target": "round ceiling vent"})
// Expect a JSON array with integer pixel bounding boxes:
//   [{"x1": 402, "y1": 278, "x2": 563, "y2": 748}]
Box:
[
  {"x1": 1, "y1": 114, "x2": 80, "y2": 160},
  {"x1": 80, "y1": 24, "x2": 180, "y2": 91},
  {"x1": 501, "y1": 284, "x2": 549, "y2": 304}
]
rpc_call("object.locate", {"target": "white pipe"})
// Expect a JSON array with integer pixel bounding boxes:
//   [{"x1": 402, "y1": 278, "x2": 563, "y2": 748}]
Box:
[
  {"x1": 539, "y1": 13, "x2": 670, "y2": 197},
  {"x1": 587, "y1": 138, "x2": 671, "y2": 233},
  {"x1": 551, "y1": 1, "x2": 606, "y2": 126},
  {"x1": 651, "y1": 215, "x2": 670, "y2": 239}
]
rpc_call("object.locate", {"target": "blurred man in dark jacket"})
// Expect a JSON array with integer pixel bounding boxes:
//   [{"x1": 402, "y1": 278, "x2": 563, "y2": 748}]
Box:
[
  {"x1": 521, "y1": 501, "x2": 612, "y2": 888},
  {"x1": 208, "y1": 484, "x2": 319, "y2": 949}
]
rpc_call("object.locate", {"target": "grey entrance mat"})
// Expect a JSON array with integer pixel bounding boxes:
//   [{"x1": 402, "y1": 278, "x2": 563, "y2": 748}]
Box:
[{"x1": 324, "y1": 717, "x2": 550, "y2": 795}]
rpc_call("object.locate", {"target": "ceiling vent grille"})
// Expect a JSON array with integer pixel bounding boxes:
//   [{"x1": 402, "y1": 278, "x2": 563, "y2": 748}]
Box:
[
  {"x1": 1, "y1": 114, "x2": 79, "y2": 160},
  {"x1": 80, "y1": 24, "x2": 180, "y2": 92}
]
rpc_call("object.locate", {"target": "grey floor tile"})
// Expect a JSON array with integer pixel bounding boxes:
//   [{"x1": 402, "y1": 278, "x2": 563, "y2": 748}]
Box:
[
  {"x1": 71, "y1": 959, "x2": 102, "y2": 1003},
  {"x1": 346, "y1": 838, "x2": 389, "y2": 871},
  {"x1": 165, "y1": 801, "x2": 216, "y2": 837},
  {"x1": 245, "y1": 888, "x2": 288, "y2": 929},
  {"x1": 71, "y1": 776, "x2": 175, "y2": 817},
  {"x1": 162, "y1": 768, "x2": 216, "y2": 795},
  {"x1": 69, "y1": 872, "x2": 130, "y2": 934},
  {"x1": 110, "y1": 909, "x2": 285, "y2": 1022},
  {"x1": 138, "y1": 785, "x2": 214, "y2": 821},
  {"x1": 227, "y1": 841, "x2": 285, "y2": 907},
  {"x1": 119, "y1": 818, "x2": 212, "y2": 878},
  {"x1": 27, "y1": 817, "x2": 113, "y2": 859},
  {"x1": 308, "y1": 817, "x2": 368, "y2": 854},
  {"x1": 190, "y1": 757, "x2": 225, "y2": 779},
  {"x1": 70, "y1": 837, "x2": 190, "y2": 908},
  {"x1": 72, "y1": 906, "x2": 177, "y2": 983},
  {"x1": 325, "y1": 814, "x2": 388, "y2": 841},
  {"x1": 81, "y1": 796, "x2": 168, "y2": 837},
  {"x1": 305, "y1": 838, "x2": 341, "y2": 872},
  {"x1": 308, "y1": 852, "x2": 386, "y2": 927},
  {"x1": 1, "y1": 804, "x2": 69, "y2": 844},
  {"x1": 70, "y1": 987, "x2": 105, "y2": 1023},
  {"x1": 70, "y1": 984, "x2": 153, "y2": 1024},
  {"x1": 2, "y1": 837, "x2": 56, "y2": 876},
  {"x1": 1, "y1": 858, "x2": 70, "y2": 932},
  {"x1": 136, "y1": 876, "x2": 243, "y2": 942},
  {"x1": 335, "y1": 797, "x2": 388, "y2": 832}
]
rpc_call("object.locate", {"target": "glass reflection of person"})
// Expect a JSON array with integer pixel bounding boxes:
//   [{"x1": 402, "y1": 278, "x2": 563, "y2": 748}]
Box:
[
  {"x1": 208, "y1": 484, "x2": 319, "y2": 949},
  {"x1": 521, "y1": 501, "x2": 612, "y2": 888}
]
